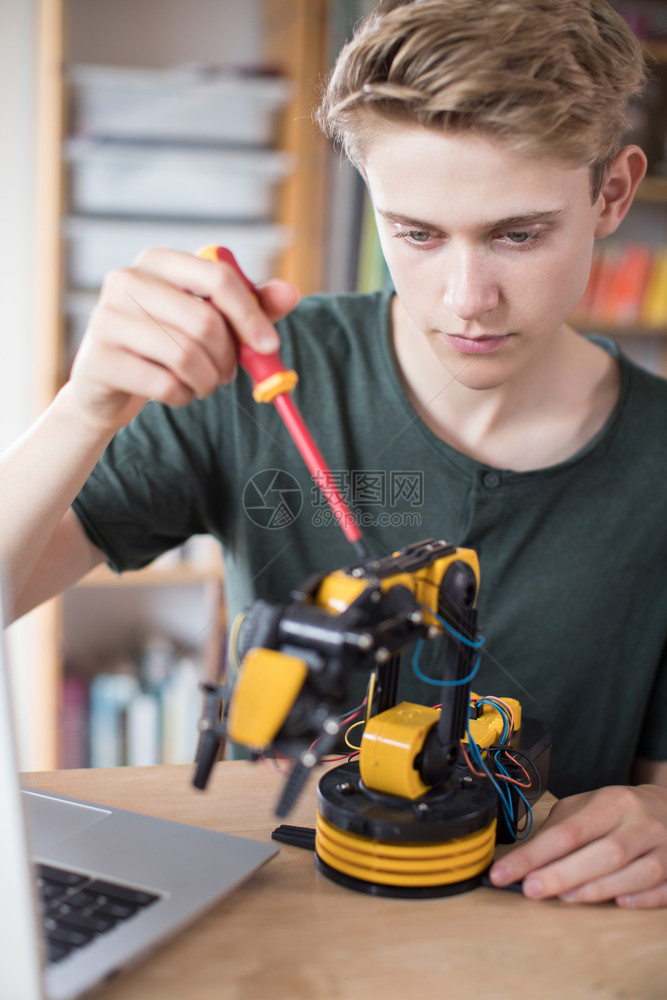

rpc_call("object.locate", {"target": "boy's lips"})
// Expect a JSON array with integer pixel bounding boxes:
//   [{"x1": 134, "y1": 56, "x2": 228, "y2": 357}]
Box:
[{"x1": 440, "y1": 332, "x2": 513, "y2": 355}]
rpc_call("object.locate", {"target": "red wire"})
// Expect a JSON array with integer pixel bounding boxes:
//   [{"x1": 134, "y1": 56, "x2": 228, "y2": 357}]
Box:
[
  {"x1": 308, "y1": 699, "x2": 368, "y2": 754},
  {"x1": 460, "y1": 742, "x2": 487, "y2": 777},
  {"x1": 497, "y1": 751, "x2": 533, "y2": 788},
  {"x1": 460, "y1": 741, "x2": 533, "y2": 788}
]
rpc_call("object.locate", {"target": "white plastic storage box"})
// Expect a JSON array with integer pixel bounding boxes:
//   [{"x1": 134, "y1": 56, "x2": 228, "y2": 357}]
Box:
[
  {"x1": 68, "y1": 65, "x2": 291, "y2": 145},
  {"x1": 64, "y1": 139, "x2": 291, "y2": 220},
  {"x1": 63, "y1": 217, "x2": 290, "y2": 289}
]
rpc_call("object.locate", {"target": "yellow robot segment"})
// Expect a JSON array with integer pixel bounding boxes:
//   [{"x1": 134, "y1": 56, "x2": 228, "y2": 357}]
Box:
[
  {"x1": 227, "y1": 648, "x2": 308, "y2": 751},
  {"x1": 316, "y1": 571, "x2": 368, "y2": 614},
  {"x1": 473, "y1": 693, "x2": 522, "y2": 732},
  {"x1": 360, "y1": 702, "x2": 440, "y2": 799},
  {"x1": 384, "y1": 548, "x2": 480, "y2": 628},
  {"x1": 316, "y1": 813, "x2": 497, "y2": 888},
  {"x1": 465, "y1": 694, "x2": 523, "y2": 751},
  {"x1": 314, "y1": 547, "x2": 480, "y2": 629}
]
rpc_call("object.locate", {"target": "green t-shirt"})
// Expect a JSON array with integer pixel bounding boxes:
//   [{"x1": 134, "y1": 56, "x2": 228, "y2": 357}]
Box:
[{"x1": 73, "y1": 290, "x2": 667, "y2": 798}]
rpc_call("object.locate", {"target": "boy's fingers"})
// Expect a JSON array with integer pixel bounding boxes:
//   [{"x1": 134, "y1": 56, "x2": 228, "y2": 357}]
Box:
[
  {"x1": 255, "y1": 279, "x2": 301, "y2": 322},
  {"x1": 97, "y1": 258, "x2": 296, "y2": 388},
  {"x1": 490, "y1": 786, "x2": 667, "y2": 903},
  {"x1": 490, "y1": 792, "x2": 616, "y2": 885},
  {"x1": 130, "y1": 248, "x2": 283, "y2": 353},
  {"x1": 73, "y1": 345, "x2": 196, "y2": 412},
  {"x1": 558, "y1": 852, "x2": 667, "y2": 904},
  {"x1": 92, "y1": 306, "x2": 225, "y2": 395},
  {"x1": 617, "y1": 881, "x2": 667, "y2": 909},
  {"x1": 72, "y1": 249, "x2": 300, "y2": 432},
  {"x1": 520, "y1": 823, "x2": 666, "y2": 899}
]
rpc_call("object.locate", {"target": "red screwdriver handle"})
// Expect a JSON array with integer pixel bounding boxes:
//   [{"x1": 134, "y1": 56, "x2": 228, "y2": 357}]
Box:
[
  {"x1": 197, "y1": 245, "x2": 367, "y2": 554},
  {"x1": 197, "y1": 245, "x2": 298, "y2": 403}
]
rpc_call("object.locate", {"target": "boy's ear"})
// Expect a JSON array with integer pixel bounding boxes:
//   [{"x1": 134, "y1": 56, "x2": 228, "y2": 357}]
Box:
[{"x1": 594, "y1": 145, "x2": 647, "y2": 237}]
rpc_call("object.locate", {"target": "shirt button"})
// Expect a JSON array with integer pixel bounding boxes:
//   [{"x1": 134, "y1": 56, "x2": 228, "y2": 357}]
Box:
[{"x1": 482, "y1": 471, "x2": 501, "y2": 488}]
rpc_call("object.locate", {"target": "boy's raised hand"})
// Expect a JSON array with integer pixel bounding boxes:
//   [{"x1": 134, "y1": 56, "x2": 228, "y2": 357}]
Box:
[
  {"x1": 66, "y1": 247, "x2": 299, "y2": 435},
  {"x1": 489, "y1": 783, "x2": 667, "y2": 907}
]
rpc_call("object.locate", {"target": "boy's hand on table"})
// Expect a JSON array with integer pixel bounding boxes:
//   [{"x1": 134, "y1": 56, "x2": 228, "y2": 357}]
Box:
[
  {"x1": 67, "y1": 247, "x2": 299, "y2": 436},
  {"x1": 488, "y1": 784, "x2": 667, "y2": 907}
]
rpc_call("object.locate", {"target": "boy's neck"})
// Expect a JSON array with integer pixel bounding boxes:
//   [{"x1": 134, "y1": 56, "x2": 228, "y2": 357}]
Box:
[{"x1": 390, "y1": 295, "x2": 621, "y2": 472}]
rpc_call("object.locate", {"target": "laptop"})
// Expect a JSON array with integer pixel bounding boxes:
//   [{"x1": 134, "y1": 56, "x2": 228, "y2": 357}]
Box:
[{"x1": 0, "y1": 601, "x2": 277, "y2": 1000}]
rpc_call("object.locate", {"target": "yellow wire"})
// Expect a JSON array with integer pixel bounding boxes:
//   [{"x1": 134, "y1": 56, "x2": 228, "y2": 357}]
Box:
[
  {"x1": 365, "y1": 670, "x2": 377, "y2": 726},
  {"x1": 341, "y1": 670, "x2": 379, "y2": 752},
  {"x1": 344, "y1": 719, "x2": 366, "y2": 751},
  {"x1": 226, "y1": 611, "x2": 245, "y2": 681}
]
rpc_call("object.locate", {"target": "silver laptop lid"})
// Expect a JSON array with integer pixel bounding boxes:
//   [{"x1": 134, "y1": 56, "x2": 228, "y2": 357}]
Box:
[
  {"x1": 0, "y1": 568, "x2": 279, "y2": 1000},
  {"x1": 0, "y1": 585, "x2": 45, "y2": 1000}
]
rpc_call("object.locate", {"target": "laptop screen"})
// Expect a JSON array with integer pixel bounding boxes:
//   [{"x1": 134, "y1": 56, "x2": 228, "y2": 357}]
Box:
[{"x1": 0, "y1": 587, "x2": 45, "y2": 1000}]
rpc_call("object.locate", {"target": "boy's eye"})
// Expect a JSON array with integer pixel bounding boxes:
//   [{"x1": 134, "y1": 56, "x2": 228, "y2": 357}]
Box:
[
  {"x1": 505, "y1": 231, "x2": 531, "y2": 243},
  {"x1": 406, "y1": 229, "x2": 433, "y2": 242},
  {"x1": 393, "y1": 228, "x2": 439, "y2": 245}
]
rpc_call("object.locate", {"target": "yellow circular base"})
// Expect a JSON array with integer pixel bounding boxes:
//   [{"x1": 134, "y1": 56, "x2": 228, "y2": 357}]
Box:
[{"x1": 315, "y1": 812, "x2": 496, "y2": 889}]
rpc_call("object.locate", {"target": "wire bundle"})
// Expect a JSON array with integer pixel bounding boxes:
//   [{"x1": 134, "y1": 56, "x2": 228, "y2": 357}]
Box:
[
  {"x1": 463, "y1": 696, "x2": 536, "y2": 840},
  {"x1": 409, "y1": 614, "x2": 537, "y2": 840}
]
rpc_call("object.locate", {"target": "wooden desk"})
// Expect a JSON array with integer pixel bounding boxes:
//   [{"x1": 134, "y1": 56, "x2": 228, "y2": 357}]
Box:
[{"x1": 26, "y1": 762, "x2": 667, "y2": 1000}]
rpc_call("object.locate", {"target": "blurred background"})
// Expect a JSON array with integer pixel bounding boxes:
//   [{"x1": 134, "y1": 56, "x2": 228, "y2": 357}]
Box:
[{"x1": 1, "y1": 0, "x2": 666, "y2": 773}]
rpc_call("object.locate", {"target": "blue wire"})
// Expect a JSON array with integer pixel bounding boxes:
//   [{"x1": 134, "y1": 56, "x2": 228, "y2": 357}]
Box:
[
  {"x1": 411, "y1": 638, "x2": 481, "y2": 687},
  {"x1": 442, "y1": 653, "x2": 481, "y2": 687},
  {"x1": 492, "y1": 749, "x2": 534, "y2": 839},
  {"x1": 491, "y1": 751, "x2": 515, "y2": 806},
  {"x1": 412, "y1": 602, "x2": 533, "y2": 838},
  {"x1": 494, "y1": 751, "x2": 534, "y2": 839},
  {"x1": 475, "y1": 697, "x2": 511, "y2": 743},
  {"x1": 465, "y1": 721, "x2": 514, "y2": 821},
  {"x1": 513, "y1": 785, "x2": 534, "y2": 840},
  {"x1": 466, "y1": 720, "x2": 512, "y2": 811},
  {"x1": 418, "y1": 604, "x2": 485, "y2": 649}
]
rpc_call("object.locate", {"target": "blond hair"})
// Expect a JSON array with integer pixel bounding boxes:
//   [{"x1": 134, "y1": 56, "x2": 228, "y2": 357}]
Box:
[{"x1": 317, "y1": 0, "x2": 647, "y2": 199}]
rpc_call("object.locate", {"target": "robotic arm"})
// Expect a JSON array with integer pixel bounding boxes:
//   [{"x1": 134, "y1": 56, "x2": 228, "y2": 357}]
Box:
[{"x1": 194, "y1": 537, "x2": 550, "y2": 897}]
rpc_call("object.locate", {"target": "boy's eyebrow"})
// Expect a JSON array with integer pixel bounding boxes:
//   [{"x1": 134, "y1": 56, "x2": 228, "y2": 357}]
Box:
[{"x1": 376, "y1": 207, "x2": 566, "y2": 230}]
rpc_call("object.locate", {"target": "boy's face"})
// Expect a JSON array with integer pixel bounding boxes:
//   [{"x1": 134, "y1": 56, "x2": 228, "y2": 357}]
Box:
[{"x1": 362, "y1": 124, "x2": 605, "y2": 391}]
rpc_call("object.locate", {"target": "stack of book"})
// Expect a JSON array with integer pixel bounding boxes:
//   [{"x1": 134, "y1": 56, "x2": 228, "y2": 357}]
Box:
[
  {"x1": 572, "y1": 242, "x2": 667, "y2": 330},
  {"x1": 61, "y1": 636, "x2": 206, "y2": 769}
]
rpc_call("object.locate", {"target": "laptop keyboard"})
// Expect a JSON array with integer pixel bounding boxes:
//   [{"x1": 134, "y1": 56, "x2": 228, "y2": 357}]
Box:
[{"x1": 37, "y1": 863, "x2": 160, "y2": 965}]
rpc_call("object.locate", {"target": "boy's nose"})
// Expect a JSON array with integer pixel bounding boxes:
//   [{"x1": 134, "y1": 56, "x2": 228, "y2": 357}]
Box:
[{"x1": 441, "y1": 251, "x2": 500, "y2": 321}]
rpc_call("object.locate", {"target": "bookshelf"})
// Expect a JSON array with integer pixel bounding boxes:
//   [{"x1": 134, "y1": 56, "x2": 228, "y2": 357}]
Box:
[
  {"x1": 30, "y1": 0, "x2": 332, "y2": 770},
  {"x1": 27, "y1": 0, "x2": 667, "y2": 768},
  {"x1": 637, "y1": 176, "x2": 667, "y2": 201},
  {"x1": 568, "y1": 2, "x2": 667, "y2": 376}
]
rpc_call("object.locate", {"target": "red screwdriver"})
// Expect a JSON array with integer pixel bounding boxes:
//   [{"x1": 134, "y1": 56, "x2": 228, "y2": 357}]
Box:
[{"x1": 198, "y1": 246, "x2": 369, "y2": 559}]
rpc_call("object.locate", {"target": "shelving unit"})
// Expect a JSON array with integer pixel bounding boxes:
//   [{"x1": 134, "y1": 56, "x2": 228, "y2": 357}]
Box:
[
  {"x1": 569, "y1": 3, "x2": 667, "y2": 375},
  {"x1": 637, "y1": 175, "x2": 667, "y2": 201},
  {"x1": 27, "y1": 0, "x2": 667, "y2": 769},
  {"x1": 31, "y1": 0, "x2": 332, "y2": 770}
]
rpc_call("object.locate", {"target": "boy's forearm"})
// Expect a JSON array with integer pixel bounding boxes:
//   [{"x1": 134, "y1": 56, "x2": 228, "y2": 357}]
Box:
[{"x1": 0, "y1": 382, "x2": 114, "y2": 617}]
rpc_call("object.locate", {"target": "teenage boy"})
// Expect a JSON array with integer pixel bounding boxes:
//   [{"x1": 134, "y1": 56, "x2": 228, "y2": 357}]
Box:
[{"x1": 2, "y1": 0, "x2": 667, "y2": 906}]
